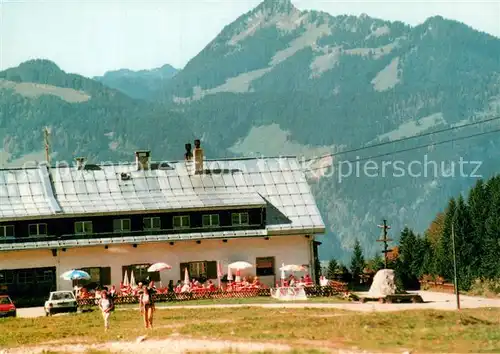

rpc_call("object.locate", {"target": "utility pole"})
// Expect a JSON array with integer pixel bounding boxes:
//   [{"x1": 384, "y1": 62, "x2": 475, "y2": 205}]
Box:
[
  {"x1": 43, "y1": 127, "x2": 51, "y2": 165},
  {"x1": 451, "y1": 223, "x2": 461, "y2": 310},
  {"x1": 377, "y1": 219, "x2": 393, "y2": 269}
]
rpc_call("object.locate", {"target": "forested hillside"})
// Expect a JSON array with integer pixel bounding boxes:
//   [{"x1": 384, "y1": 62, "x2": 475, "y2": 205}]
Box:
[
  {"x1": 0, "y1": 60, "x2": 212, "y2": 164},
  {"x1": 350, "y1": 175, "x2": 500, "y2": 292},
  {"x1": 154, "y1": 0, "x2": 500, "y2": 261},
  {"x1": 1, "y1": 0, "x2": 500, "y2": 261},
  {"x1": 94, "y1": 64, "x2": 178, "y2": 100}
]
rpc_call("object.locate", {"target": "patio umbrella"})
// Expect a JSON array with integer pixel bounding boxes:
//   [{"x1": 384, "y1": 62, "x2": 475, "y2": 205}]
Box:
[
  {"x1": 60, "y1": 269, "x2": 90, "y2": 281},
  {"x1": 280, "y1": 263, "x2": 286, "y2": 286},
  {"x1": 217, "y1": 261, "x2": 223, "y2": 288},
  {"x1": 227, "y1": 267, "x2": 233, "y2": 281},
  {"x1": 184, "y1": 267, "x2": 190, "y2": 285},
  {"x1": 280, "y1": 264, "x2": 306, "y2": 272},
  {"x1": 123, "y1": 270, "x2": 129, "y2": 287},
  {"x1": 130, "y1": 271, "x2": 137, "y2": 288},
  {"x1": 148, "y1": 262, "x2": 172, "y2": 272},
  {"x1": 228, "y1": 261, "x2": 252, "y2": 269}
]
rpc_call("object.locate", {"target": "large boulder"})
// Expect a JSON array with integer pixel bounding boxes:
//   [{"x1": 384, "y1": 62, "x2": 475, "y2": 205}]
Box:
[{"x1": 368, "y1": 269, "x2": 397, "y2": 297}]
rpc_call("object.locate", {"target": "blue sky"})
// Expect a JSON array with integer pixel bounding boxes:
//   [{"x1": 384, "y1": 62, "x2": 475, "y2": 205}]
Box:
[{"x1": 1, "y1": 0, "x2": 499, "y2": 77}]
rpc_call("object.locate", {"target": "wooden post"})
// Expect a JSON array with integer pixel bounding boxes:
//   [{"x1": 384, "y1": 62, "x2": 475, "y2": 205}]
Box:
[
  {"x1": 377, "y1": 219, "x2": 392, "y2": 268},
  {"x1": 43, "y1": 127, "x2": 51, "y2": 165}
]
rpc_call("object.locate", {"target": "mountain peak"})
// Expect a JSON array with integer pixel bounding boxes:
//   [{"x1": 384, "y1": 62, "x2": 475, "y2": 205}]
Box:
[
  {"x1": 257, "y1": 0, "x2": 295, "y2": 13},
  {"x1": 17, "y1": 59, "x2": 63, "y2": 73}
]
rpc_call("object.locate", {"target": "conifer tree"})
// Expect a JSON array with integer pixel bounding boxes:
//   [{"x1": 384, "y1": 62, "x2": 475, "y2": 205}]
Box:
[
  {"x1": 396, "y1": 227, "x2": 421, "y2": 289},
  {"x1": 326, "y1": 258, "x2": 339, "y2": 279},
  {"x1": 483, "y1": 176, "x2": 500, "y2": 278},
  {"x1": 350, "y1": 239, "x2": 365, "y2": 282},
  {"x1": 453, "y1": 194, "x2": 474, "y2": 290},
  {"x1": 435, "y1": 198, "x2": 456, "y2": 280},
  {"x1": 467, "y1": 179, "x2": 488, "y2": 278}
]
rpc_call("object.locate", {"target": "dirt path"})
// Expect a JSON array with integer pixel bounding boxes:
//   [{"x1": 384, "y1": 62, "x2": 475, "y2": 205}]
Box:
[{"x1": 0, "y1": 336, "x2": 370, "y2": 354}]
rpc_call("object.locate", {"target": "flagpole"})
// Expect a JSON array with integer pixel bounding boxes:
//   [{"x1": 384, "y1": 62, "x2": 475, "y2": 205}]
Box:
[{"x1": 451, "y1": 223, "x2": 460, "y2": 310}]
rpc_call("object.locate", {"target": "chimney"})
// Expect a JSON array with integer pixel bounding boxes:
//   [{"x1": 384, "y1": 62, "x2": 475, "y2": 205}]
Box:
[
  {"x1": 184, "y1": 143, "x2": 193, "y2": 161},
  {"x1": 193, "y1": 139, "x2": 203, "y2": 175},
  {"x1": 75, "y1": 157, "x2": 86, "y2": 171},
  {"x1": 135, "y1": 150, "x2": 151, "y2": 170}
]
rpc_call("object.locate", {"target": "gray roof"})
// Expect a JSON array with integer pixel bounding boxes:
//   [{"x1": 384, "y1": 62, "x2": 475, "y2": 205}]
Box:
[{"x1": 0, "y1": 157, "x2": 325, "y2": 235}]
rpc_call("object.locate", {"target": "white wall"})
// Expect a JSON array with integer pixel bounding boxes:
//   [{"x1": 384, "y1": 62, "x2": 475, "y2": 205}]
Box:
[{"x1": 0, "y1": 235, "x2": 312, "y2": 290}]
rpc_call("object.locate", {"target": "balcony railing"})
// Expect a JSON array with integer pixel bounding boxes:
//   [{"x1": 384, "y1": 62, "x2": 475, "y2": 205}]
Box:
[{"x1": 0, "y1": 223, "x2": 265, "y2": 244}]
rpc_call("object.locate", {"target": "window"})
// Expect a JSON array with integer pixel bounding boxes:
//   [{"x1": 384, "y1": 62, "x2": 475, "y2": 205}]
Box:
[
  {"x1": 122, "y1": 264, "x2": 160, "y2": 282},
  {"x1": 232, "y1": 212, "x2": 249, "y2": 226},
  {"x1": 73, "y1": 267, "x2": 111, "y2": 288},
  {"x1": 173, "y1": 215, "x2": 190, "y2": 229},
  {"x1": 202, "y1": 214, "x2": 220, "y2": 227},
  {"x1": 36, "y1": 269, "x2": 53, "y2": 283},
  {"x1": 256, "y1": 257, "x2": 275, "y2": 276},
  {"x1": 29, "y1": 223, "x2": 47, "y2": 236},
  {"x1": 179, "y1": 261, "x2": 217, "y2": 281},
  {"x1": 143, "y1": 217, "x2": 161, "y2": 230},
  {"x1": 75, "y1": 221, "x2": 93, "y2": 234},
  {"x1": 113, "y1": 219, "x2": 131, "y2": 233},
  {"x1": 17, "y1": 269, "x2": 34, "y2": 284},
  {"x1": 0, "y1": 270, "x2": 14, "y2": 284},
  {"x1": 0, "y1": 225, "x2": 14, "y2": 238}
]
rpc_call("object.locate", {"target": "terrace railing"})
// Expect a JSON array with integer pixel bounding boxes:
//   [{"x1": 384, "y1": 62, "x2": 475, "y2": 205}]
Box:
[{"x1": 76, "y1": 283, "x2": 349, "y2": 307}]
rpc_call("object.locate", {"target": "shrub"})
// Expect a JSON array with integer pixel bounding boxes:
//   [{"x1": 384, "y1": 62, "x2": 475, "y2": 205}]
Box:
[{"x1": 468, "y1": 278, "x2": 500, "y2": 297}]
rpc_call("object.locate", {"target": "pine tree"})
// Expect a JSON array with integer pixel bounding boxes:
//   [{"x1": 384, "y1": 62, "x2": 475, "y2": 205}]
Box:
[
  {"x1": 483, "y1": 176, "x2": 500, "y2": 278},
  {"x1": 453, "y1": 194, "x2": 475, "y2": 290},
  {"x1": 367, "y1": 253, "x2": 384, "y2": 273},
  {"x1": 396, "y1": 227, "x2": 420, "y2": 289},
  {"x1": 435, "y1": 198, "x2": 457, "y2": 280},
  {"x1": 419, "y1": 236, "x2": 434, "y2": 277},
  {"x1": 467, "y1": 179, "x2": 489, "y2": 278},
  {"x1": 350, "y1": 239, "x2": 365, "y2": 282},
  {"x1": 326, "y1": 258, "x2": 339, "y2": 279}
]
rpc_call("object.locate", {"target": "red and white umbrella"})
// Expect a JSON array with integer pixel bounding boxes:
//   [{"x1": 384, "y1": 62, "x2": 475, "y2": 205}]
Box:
[
  {"x1": 148, "y1": 262, "x2": 172, "y2": 272},
  {"x1": 183, "y1": 267, "x2": 190, "y2": 285},
  {"x1": 228, "y1": 261, "x2": 252, "y2": 269},
  {"x1": 280, "y1": 264, "x2": 307, "y2": 272},
  {"x1": 123, "y1": 270, "x2": 129, "y2": 287},
  {"x1": 217, "y1": 261, "x2": 223, "y2": 288}
]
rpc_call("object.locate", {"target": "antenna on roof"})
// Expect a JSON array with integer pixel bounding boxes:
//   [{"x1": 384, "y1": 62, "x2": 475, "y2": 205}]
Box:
[{"x1": 43, "y1": 127, "x2": 51, "y2": 165}]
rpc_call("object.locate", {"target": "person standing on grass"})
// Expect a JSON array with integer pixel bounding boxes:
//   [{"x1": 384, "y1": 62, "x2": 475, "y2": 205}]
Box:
[
  {"x1": 139, "y1": 285, "x2": 155, "y2": 329},
  {"x1": 98, "y1": 290, "x2": 114, "y2": 331}
]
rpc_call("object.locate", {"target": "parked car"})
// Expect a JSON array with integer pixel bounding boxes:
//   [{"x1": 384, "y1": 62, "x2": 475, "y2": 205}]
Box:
[
  {"x1": 0, "y1": 295, "x2": 16, "y2": 318},
  {"x1": 44, "y1": 291, "x2": 78, "y2": 316}
]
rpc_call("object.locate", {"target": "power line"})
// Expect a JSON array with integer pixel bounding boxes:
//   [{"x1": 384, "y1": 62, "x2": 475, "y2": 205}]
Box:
[
  {"x1": 304, "y1": 127, "x2": 500, "y2": 171},
  {"x1": 303, "y1": 115, "x2": 500, "y2": 163}
]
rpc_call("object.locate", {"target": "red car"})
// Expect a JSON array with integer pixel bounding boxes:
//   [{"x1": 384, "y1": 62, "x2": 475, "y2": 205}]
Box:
[{"x1": 0, "y1": 295, "x2": 16, "y2": 318}]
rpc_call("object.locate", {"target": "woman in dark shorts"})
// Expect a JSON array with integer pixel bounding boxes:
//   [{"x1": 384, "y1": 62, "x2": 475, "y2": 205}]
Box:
[{"x1": 139, "y1": 285, "x2": 155, "y2": 329}]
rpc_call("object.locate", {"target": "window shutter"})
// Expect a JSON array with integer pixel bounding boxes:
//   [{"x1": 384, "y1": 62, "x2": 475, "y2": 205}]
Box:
[
  {"x1": 206, "y1": 261, "x2": 217, "y2": 279},
  {"x1": 100, "y1": 267, "x2": 111, "y2": 286},
  {"x1": 179, "y1": 262, "x2": 189, "y2": 280}
]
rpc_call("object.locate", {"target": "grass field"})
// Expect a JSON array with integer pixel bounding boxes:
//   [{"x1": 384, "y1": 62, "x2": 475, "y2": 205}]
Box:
[{"x1": 1, "y1": 305, "x2": 499, "y2": 353}]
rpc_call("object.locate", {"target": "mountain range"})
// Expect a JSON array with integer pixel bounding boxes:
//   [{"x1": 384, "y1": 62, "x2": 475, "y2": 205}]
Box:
[
  {"x1": 94, "y1": 64, "x2": 178, "y2": 100},
  {"x1": 1, "y1": 0, "x2": 499, "y2": 262}
]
